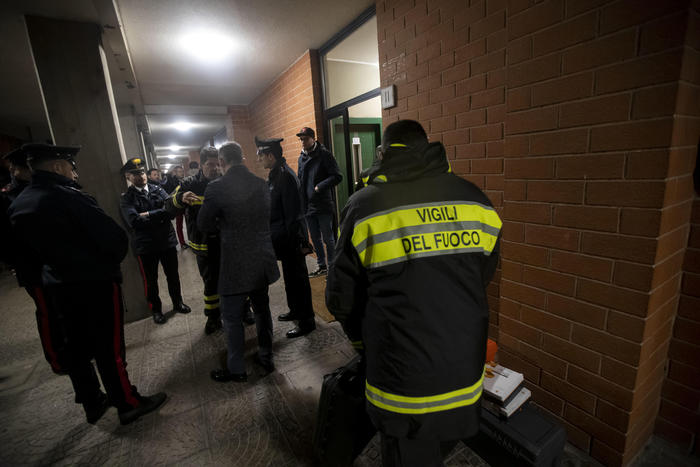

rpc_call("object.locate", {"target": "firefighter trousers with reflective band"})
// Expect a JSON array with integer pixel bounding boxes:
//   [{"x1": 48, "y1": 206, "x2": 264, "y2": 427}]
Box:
[
  {"x1": 39, "y1": 281, "x2": 141, "y2": 411},
  {"x1": 137, "y1": 247, "x2": 183, "y2": 313},
  {"x1": 195, "y1": 243, "x2": 220, "y2": 319},
  {"x1": 380, "y1": 434, "x2": 459, "y2": 467}
]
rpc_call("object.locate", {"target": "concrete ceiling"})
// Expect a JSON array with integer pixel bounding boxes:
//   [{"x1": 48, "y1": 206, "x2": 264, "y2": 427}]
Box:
[{"x1": 0, "y1": 0, "x2": 376, "y2": 161}]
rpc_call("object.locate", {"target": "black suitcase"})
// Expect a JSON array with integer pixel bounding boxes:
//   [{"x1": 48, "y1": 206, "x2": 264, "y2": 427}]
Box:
[
  {"x1": 466, "y1": 402, "x2": 566, "y2": 467},
  {"x1": 313, "y1": 355, "x2": 377, "y2": 467}
]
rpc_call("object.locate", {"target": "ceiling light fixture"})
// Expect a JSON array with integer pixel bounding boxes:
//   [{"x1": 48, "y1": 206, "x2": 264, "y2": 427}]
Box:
[
  {"x1": 171, "y1": 121, "x2": 194, "y2": 132},
  {"x1": 169, "y1": 144, "x2": 180, "y2": 152},
  {"x1": 180, "y1": 32, "x2": 236, "y2": 62}
]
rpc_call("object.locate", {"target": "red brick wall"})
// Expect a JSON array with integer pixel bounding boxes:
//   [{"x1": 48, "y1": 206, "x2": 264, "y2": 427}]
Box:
[
  {"x1": 656, "y1": 198, "x2": 700, "y2": 455},
  {"x1": 377, "y1": 0, "x2": 700, "y2": 465},
  {"x1": 654, "y1": 3, "x2": 700, "y2": 452},
  {"x1": 228, "y1": 50, "x2": 324, "y2": 176}
]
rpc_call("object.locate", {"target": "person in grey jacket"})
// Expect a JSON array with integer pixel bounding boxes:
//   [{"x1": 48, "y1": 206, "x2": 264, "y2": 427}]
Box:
[{"x1": 197, "y1": 142, "x2": 280, "y2": 382}]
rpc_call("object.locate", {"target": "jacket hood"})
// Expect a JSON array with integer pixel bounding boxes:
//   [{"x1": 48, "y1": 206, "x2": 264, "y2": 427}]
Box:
[{"x1": 363, "y1": 141, "x2": 450, "y2": 185}]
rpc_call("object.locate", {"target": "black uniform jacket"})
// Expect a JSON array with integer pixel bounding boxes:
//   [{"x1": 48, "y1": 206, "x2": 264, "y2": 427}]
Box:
[
  {"x1": 326, "y1": 142, "x2": 502, "y2": 441},
  {"x1": 297, "y1": 143, "x2": 342, "y2": 216},
  {"x1": 1, "y1": 179, "x2": 38, "y2": 286},
  {"x1": 120, "y1": 183, "x2": 177, "y2": 255},
  {"x1": 268, "y1": 158, "x2": 306, "y2": 258},
  {"x1": 9, "y1": 170, "x2": 128, "y2": 285},
  {"x1": 165, "y1": 171, "x2": 219, "y2": 256}
]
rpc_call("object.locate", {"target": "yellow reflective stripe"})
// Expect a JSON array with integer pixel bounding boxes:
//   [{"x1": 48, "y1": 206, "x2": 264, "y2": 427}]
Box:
[
  {"x1": 375, "y1": 175, "x2": 387, "y2": 182},
  {"x1": 172, "y1": 185, "x2": 183, "y2": 208},
  {"x1": 365, "y1": 370, "x2": 484, "y2": 415},
  {"x1": 204, "y1": 294, "x2": 220, "y2": 301},
  {"x1": 362, "y1": 175, "x2": 369, "y2": 184},
  {"x1": 188, "y1": 241, "x2": 208, "y2": 251},
  {"x1": 447, "y1": 160, "x2": 452, "y2": 173},
  {"x1": 190, "y1": 195, "x2": 204, "y2": 206},
  {"x1": 351, "y1": 340, "x2": 364, "y2": 350},
  {"x1": 389, "y1": 143, "x2": 407, "y2": 147},
  {"x1": 204, "y1": 303, "x2": 220, "y2": 310},
  {"x1": 351, "y1": 202, "x2": 502, "y2": 269}
]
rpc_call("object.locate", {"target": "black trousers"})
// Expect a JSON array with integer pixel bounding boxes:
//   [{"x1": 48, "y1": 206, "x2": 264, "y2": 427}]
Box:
[
  {"x1": 39, "y1": 281, "x2": 141, "y2": 412},
  {"x1": 195, "y1": 244, "x2": 220, "y2": 319},
  {"x1": 279, "y1": 247, "x2": 314, "y2": 323},
  {"x1": 137, "y1": 247, "x2": 182, "y2": 313},
  {"x1": 380, "y1": 434, "x2": 459, "y2": 467}
]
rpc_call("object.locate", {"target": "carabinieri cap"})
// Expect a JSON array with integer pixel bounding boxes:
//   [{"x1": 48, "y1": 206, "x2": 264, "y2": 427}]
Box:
[
  {"x1": 22, "y1": 143, "x2": 81, "y2": 165},
  {"x1": 121, "y1": 157, "x2": 146, "y2": 174}
]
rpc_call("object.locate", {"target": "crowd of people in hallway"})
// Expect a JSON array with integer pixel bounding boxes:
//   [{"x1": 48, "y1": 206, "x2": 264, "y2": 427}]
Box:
[{"x1": 0, "y1": 120, "x2": 502, "y2": 466}]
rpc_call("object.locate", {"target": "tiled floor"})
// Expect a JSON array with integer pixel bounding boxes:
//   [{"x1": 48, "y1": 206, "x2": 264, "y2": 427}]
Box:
[{"x1": 0, "y1": 251, "x2": 694, "y2": 466}]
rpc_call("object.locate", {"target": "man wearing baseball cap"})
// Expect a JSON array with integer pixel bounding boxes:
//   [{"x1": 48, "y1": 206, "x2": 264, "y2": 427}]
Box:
[
  {"x1": 296, "y1": 127, "x2": 342, "y2": 277},
  {"x1": 120, "y1": 157, "x2": 190, "y2": 324},
  {"x1": 8, "y1": 143, "x2": 166, "y2": 425}
]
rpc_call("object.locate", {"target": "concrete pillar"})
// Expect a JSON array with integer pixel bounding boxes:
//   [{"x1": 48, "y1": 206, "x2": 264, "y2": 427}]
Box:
[{"x1": 25, "y1": 15, "x2": 150, "y2": 322}]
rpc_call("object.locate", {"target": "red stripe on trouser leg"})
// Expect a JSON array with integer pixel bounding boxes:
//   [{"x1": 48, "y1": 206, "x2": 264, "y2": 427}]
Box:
[
  {"x1": 112, "y1": 283, "x2": 140, "y2": 407},
  {"x1": 34, "y1": 287, "x2": 62, "y2": 373},
  {"x1": 136, "y1": 256, "x2": 152, "y2": 311}
]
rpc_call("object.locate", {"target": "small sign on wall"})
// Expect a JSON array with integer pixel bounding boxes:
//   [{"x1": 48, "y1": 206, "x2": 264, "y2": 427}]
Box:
[{"x1": 381, "y1": 85, "x2": 396, "y2": 109}]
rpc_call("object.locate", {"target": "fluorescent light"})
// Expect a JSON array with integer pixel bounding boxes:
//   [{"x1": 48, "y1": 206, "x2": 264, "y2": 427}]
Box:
[
  {"x1": 180, "y1": 32, "x2": 236, "y2": 62},
  {"x1": 169, "y1": 144, "x2": 180, "y2": 151},
  {"x1": 171, "y1": 121, "x2": 193, "y2": 132}
]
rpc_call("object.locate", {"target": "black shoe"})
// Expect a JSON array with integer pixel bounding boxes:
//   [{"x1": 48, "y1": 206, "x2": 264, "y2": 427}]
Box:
[
  {"x1": 152, "y1": 311, "x2": 166, "y2": 324},
  {"x1": 118, "y1": 392, "x2": 167, "y2": 425},
  {"x1": 204, "y1": 315, "x2": 222, "y2": 335},
  {"x1": 253, "y1": 353, "x2": 275, "y2": 374},
  {"x1": 286, "y1": 322, "x2": 316, "y2": 339},
  {"x1": 210, "y1": 369, "x2": 247, "y2": 383},
  {"x1": 174, "y1": 302, "x2": 191, "y2": 314},
  {"x1": 84, "y1": 392, "x2": 110, "y2": 424},
  {"x1": 277, "y1": 312, "x2": 300, "y2": 322},
  {"x1": 308, "y1": 266, "x2": 327, "y2": 277}
]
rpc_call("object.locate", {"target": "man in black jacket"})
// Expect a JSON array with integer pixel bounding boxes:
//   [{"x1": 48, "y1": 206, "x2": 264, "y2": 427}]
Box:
[
  {"x1": 326, "y1": 121, "x2": 502, "y2": 466},
  {"x1": 120, "y1": 157, "x2": 190, "y2": 324},
  {"x1": 296, "y1": 127, "x2": 342, "y2": 277},
  {"x1": 9, "y1": 143, "x2": 166, "y2": 425},
  {"x1": 256, "y1": 137, "x2": 316, "y2": 339}
]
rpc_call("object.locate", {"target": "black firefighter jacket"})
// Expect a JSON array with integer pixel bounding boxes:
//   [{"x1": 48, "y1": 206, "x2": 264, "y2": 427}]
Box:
[
  {"x1": 165, "y1": 171, "x2": 219, "y2": 257},
  {"x1": 120, "y1": 183, "x2": 177, "y2": 255},
  {"x1": 297, "y1": 142, "x2": 342, "y2": 216},
  {"x1": 9, "y1": 170, "x2": 128, "y2": 285},
  {"x1": 326, "y1": 142, "x2": 502, "y2": 441},
  {"x1": 268, "y1": 158, "x2": 306, "y2": 258}
]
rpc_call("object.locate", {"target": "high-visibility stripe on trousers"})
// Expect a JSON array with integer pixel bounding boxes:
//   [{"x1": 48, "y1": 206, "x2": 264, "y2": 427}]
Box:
[
  {"x1": 365, "y1": 370, "x2": 485, "y2": 415},
  {"x1": 204, "y1": 293, "x2": 219, "y2": 310}
]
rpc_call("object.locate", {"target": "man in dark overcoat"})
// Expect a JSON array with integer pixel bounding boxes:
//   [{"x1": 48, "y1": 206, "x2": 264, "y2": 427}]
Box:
[{"x1": 197, "y1": 142, "x2": 280, "y2": 381}]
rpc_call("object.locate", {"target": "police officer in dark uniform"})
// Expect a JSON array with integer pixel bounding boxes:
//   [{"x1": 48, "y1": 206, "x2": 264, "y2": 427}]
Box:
[
  {"x1": 1, "y1": 147, "x2": 33, "y2": 279},
  {"x1": 256, "y1": 137, "x2": 316, "y2": 338},
  {"x1": 1, "y1": 147, "x2": 54, "y2": 367},
  {"x1": 166, "y1": 146, "x2": 254, "y2": 334},
  {"x1": 327, "y1": 121, "x2": 502, "y2": 466},
  {"x1": 120, "y1": 157, "x2": 191, "y2": 324},
  {"x1": 8, "y1": 143, "x2": 166, "y2": 425}
]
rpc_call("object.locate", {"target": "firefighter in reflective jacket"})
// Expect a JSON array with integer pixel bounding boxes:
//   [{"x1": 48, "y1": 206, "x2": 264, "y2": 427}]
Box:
[
  {"x1": 165, "y1": 147, "x2": 222, "y2": 334},
  {"x1": 326, "y1": 120, "x2": 502, "y2": 466}
]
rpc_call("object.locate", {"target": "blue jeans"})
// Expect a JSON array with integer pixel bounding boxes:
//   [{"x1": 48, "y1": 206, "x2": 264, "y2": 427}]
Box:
[
  {"x1": 220, "y1": 288, "x2": 273, "y2": 374},
  {"x1": 306, "y1": 213, "x2": 335, "y2": 268}
]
